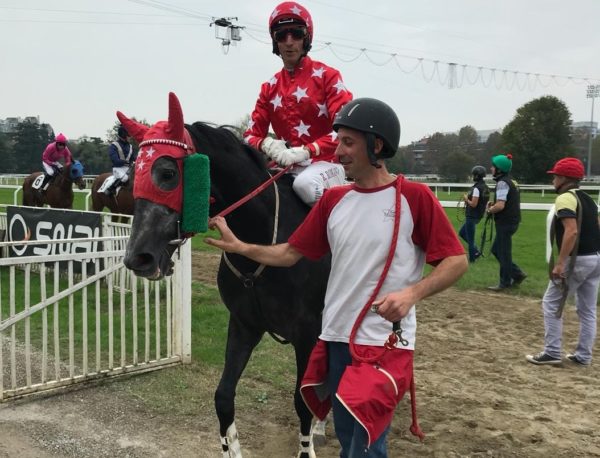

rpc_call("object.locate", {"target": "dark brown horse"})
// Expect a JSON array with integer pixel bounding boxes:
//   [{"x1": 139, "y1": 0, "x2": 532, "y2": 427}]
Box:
[
  {"x1": 22, "y1": 161, "x2": 86, "y2": 208},
  {"x1": 120, "y1": 93, "x2": 328, "y2": 458},
  {"x1": 90, "y1": 167, "x2": 135, "y2": 217}
]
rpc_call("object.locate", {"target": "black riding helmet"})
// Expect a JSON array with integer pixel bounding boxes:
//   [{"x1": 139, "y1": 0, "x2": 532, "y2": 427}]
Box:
[
  {"x1": 471, "y1": 165, "x2": 486, "y2": 181},
  {"x1": 333, "y1": 98, "x2": 400, "y2": 167}
]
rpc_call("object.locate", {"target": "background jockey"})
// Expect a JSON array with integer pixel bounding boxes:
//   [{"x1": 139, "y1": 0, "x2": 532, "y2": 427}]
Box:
[
  {"x1": 104, "y1": 125, "x2": 136, "y2": 195},
  {"x1": 243, "y1": 1, "x2": 353, "y2": 206},
  {"x1": 40, "y1": 132, "x2": 72, "y2": 192}
]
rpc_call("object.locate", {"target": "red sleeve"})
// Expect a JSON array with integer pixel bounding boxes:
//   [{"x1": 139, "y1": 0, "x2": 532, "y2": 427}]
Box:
[
  {"x1": 311, "y1": 66, "x2": 353, "y2": 158},
  {"x1": 288, "y1": 186, "x2": 349, "y2": 260},
  {"x1": 243, "y1": 81, "x2": 272, "y2": 151},
  {"x1": 403, "y1": 181, "x2": 465, "y2": 265}
]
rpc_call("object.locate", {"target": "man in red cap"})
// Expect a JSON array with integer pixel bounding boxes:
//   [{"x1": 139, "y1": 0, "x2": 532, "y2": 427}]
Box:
[
  {"x1": 526, "y1": 157, "x2": 600, "y2": 366},
  {"x1": 243, "y1": 1, "x2": 353, "y2": 206}
]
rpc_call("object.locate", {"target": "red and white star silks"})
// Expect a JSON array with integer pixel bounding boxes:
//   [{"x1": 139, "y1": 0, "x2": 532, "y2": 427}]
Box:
[{"x1": 244, "y1": 56, "x2": 352, "y2": 162}]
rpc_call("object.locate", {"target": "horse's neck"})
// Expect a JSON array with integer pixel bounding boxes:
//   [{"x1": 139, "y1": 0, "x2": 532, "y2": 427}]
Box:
[{"x1": 55, "y1": 173, "x2": 71, "y2": 191}]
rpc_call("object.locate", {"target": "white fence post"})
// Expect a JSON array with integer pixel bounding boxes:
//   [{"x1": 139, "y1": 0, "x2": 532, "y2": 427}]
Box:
[{"x1": 172, "y1": 242, "x2": 192, "y2": 364}]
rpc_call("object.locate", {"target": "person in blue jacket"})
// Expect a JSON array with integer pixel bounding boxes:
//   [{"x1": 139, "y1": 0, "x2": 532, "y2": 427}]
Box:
[{"x1": 104, "y1": 126, "x2": 136, "y2": 195}]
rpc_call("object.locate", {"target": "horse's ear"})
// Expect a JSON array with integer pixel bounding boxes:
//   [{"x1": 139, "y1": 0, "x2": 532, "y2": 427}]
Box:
[
  {"x1": 167, "y1": 92, "x2": 184, "y2": 141},
  {"x1": 116, "y1": 111, "x2": 149, "y2": 143}
]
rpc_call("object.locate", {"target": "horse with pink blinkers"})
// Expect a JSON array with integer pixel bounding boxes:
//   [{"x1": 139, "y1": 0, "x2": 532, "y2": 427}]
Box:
[{"x1": 119, "y1": 93, "x2": 329, "y2": 457}]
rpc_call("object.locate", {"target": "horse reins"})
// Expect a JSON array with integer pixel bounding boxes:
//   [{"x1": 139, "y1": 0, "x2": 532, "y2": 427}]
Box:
[
  {"x1": 221, "y1": 166, "x2": 289, "y2": 288},
  {"x1": 215, "y1": 165, "x2": 291, "y2": 219}
]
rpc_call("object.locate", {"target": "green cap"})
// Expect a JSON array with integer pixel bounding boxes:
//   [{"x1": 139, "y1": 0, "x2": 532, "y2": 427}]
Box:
[{"x1": 492, "y1": 154, "x2": 512, "y2": 173}]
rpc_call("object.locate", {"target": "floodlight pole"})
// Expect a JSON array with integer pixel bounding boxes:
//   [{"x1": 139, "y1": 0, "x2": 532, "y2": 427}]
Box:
[{"x1": 586, "y1": 84, "x2": 600, "y2": 177}]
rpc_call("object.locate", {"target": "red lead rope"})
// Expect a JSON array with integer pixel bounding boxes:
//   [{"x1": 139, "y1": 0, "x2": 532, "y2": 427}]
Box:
[
  {"x1": 348, "y1": 175, "x2": 403, "y2": 364},
  {"x1": 216, "y1": 165, "x2": 292, "y2": 218},
  {"x1": 347, "y1": 175, "x2": 424, "y2": 442}
]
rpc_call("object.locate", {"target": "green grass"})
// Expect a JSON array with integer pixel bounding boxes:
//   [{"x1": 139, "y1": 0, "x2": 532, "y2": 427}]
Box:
[
  {"x1": 1, "y1": 265, "x2": 171, "y2": 371},
  {"x1": 0, "y1": 186, "x2": 89, "y2": 211}
]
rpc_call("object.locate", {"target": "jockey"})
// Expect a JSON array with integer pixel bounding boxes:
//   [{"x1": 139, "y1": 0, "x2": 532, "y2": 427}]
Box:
[
  {"x1": 243, "y1": 1, "x2": 353, "y2": 206},
  {"x1": 104, "y1": 125, "x2": 136, "y2": 195},
  {"x1": 40, "y1": 133, "x2": 73, "y2": 192}
]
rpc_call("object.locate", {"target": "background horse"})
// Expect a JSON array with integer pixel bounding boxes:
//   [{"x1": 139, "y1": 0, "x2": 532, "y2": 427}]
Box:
[
  {"x1": 90, "y1": 167, "x2": 135, "y2": 218},
  {"x1": 22, "y1": 161, "x2": 86, "y2": 209},
  {"x1": 120, "y1": 93, "x2": 328, "y2": 458}
]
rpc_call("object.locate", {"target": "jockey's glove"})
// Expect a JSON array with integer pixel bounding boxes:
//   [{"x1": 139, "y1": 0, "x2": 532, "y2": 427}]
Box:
[
  {"x1": 272, "y1": 146, "x2": 310, "y2": 166},
  {"x1": 260, "y1": 137, "x2": 288, "y2": 159}
]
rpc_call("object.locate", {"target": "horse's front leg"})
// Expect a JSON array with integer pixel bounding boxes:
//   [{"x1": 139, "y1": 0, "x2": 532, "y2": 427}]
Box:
[{"x1": 215, "y1": 317, "x2": 263, "y2": 458}]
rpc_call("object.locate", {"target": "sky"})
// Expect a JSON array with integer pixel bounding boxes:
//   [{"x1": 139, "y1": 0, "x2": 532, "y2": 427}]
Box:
[{"x1": 1, "y1": 0, "x2": 599, "y2": 146}]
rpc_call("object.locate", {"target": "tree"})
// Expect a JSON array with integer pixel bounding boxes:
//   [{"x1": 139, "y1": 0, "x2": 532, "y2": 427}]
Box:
[
  {"x1": 501, "y1": 96, "x2": 573, "y2": 183},
  {"x1": 440, "y1": 150, "x2": 473, "y2": 182},
  {"x1": 424, "y1": 132, "x2": 459, "y2": 174},
  {"x1": 385, "y1": 146, "x2": 413, "y2": 174},
  {"x1": 10, "y1": 121, "x2": 53, "y2": 173},
  {"x1": 71, "y1": 137, "x2": 110, "y2": 175},
  {"x1": 479, "y1": 131, "x2": 503, "y2": 166},
  {"x1": 458, "y1": 125, "x2": 479, "y2": 158},
  {"x1": 0, "y1": 132, "x2": 15, "y2": 173}
]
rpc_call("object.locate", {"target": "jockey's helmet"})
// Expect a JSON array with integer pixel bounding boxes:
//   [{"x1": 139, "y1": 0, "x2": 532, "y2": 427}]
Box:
[{"x1": 269, "y1": 2, "x2": 313, "y2": 56}]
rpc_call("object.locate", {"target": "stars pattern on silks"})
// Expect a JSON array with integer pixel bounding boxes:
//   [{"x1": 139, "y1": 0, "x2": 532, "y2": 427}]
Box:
[
  {"x1": 312, "y1": 67, "x2": 325, "y2": 78},
  {"x1": 247, "y1": 119, "x2": 255, "y2": 130},
  {"x1": 137, "y1": 158, "x2": 146, "y2": 171},
  {"x1": 268, "y1": 76, "x2": 278, "y2": 86},
  {"x1": 294, "y1": 120, "x2": 311, "y2": 137},
  {"x1": 290, "y1": 5, "x2": 303, "y2": 16},
  {"x1": 270, "y1": 8, "x2": 280, "y2": 20},
  {"x1": 145, "y1": 147, "x2": 156, "y2": 159},
  {"x1": 329, "y1": 131, "x2": 338, "y2": 141},
  {"x1": 317, "y1": 103, "x2": 328, "y2": 118},
  {"x1": 333, "y1": 79, "x2": 347, "y2": 94},
  {"x1": 270, "y1": 94, "x2": 283, "y2": 110},
  {"x1": 292, "y1": 86, "x2": 308, "y2": 102}
]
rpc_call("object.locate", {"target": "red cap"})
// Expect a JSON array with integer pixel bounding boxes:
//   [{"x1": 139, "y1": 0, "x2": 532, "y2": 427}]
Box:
[
  {"x1": 547, "y1": 157, "x2": 585, "y2": 179},
  {"x1": 269, "y1": 2, "x2": 313, "y2": 43}
]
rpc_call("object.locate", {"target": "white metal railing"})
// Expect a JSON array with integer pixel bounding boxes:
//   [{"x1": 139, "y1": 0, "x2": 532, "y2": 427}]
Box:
[{"x1": 0, "y1": 215, "x2": 191, "y2": 402}]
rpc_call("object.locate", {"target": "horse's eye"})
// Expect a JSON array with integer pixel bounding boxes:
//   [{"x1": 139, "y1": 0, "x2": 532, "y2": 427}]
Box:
[{"x1": 151, "y1": 158, "x2": 180, "y2": 191}]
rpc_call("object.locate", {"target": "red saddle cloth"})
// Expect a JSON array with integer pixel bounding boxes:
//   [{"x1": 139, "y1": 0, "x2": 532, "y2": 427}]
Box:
[{"x1": 300, "y1": 339, "x2": 423, "y2": 447}]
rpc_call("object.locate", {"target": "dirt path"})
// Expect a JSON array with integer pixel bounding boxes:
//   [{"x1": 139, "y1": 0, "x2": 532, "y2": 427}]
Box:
[{"x1": 1, "y1": 252, "x2": 599, "y2": 457}]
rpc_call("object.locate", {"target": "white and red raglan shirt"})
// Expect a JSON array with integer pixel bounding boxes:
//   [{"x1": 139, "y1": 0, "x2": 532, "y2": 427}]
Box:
[
  {"x1": 288, "y1": 177, "x2": 465, "y2": 349},
  {"x1": 243, "y1": 56, "x2": 353, "y2": 163}
]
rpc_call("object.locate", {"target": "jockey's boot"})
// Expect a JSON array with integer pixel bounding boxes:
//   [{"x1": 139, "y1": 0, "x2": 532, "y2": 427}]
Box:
[
  {"x1": 39, "y1": 174, "x2": 51, "y2": 194},
  {"x1": 104, "y1": 179, "x2": 121, "y2": 196}
]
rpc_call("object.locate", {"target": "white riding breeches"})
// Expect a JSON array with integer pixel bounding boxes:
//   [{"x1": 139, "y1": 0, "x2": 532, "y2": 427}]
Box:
[
  {"x1": 42, "y1": 162, "x2": 60, "y2": 175},
  {"x1": 291, "y1": 161, "x2": 346, "y2": 206},
  {"x1": 113, "y1": 166, "x2": 130, "y2": 182}
]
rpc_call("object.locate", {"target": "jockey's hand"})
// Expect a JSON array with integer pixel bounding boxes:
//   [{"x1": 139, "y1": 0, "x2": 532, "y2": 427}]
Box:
[
  {"x1": 205, "y1": 216, "x2": 243, "y2": 253},
  {"x1": 272, "y1": 146, "x2": 309, "y2": 166},
  {"x1": 261, "y1": 137, "x2": 288, "y2": 159},
  {"x1": 371, "y1": 289, "x2": 416, "y2": 323}
]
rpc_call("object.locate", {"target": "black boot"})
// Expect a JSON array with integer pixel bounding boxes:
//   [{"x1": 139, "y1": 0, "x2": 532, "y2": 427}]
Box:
[
  {"x1": 39, "y1": 174, "x2": 51, "y2": 194},
  {"x1": 104, "y1": 179, "x2": 120, "y2": 196}
]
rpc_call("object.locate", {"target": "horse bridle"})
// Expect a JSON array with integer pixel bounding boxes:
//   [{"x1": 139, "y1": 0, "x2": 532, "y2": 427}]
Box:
[{"x1": 221, "y1": 172, "x2": 284, "y2": 288}]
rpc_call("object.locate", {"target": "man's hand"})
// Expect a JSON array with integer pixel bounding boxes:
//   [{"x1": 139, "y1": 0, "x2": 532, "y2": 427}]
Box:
[
  {"x1": 205, "y1": 216, "x2": 243, "y2": 253},
  {"x1": 271, "y1": 146, "x2": 310, "y2": 166},
  {"x1": 261, "y1": 137, "x2": 288, "y2": 159},
  {"x1": 371, "y1": 289, "x2": 416, "y2": 323}
]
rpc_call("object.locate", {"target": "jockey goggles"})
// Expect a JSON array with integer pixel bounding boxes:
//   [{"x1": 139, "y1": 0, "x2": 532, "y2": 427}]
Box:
[{"x1": 273, "y1": 26, "x2": 307, "y2": 42}]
